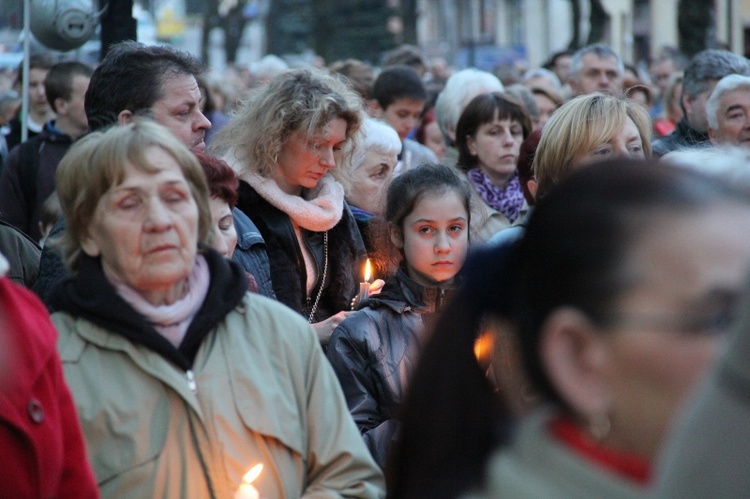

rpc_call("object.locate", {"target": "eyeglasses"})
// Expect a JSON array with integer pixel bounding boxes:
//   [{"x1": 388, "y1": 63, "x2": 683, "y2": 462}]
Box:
[{"x1": 599, "y1": 297, "x2": 743, "y2": 336}]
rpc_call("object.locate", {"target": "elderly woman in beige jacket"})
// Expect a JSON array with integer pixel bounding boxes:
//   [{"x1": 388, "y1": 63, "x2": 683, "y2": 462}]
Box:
[{"x1": 50, "y1": 120, "x2": 384, "y2": 498}]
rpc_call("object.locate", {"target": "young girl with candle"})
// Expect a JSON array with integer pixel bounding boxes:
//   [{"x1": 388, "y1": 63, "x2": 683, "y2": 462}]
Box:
[{"x1": 327, "y1": 162, "x2": 472, "y2": 472}]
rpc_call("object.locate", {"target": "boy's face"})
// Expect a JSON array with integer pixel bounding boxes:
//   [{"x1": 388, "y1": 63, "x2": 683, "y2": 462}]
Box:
[
  {"x1": 28, "y1": 68, "x2": 51, "y2": 116},
  {"x1": 379, "y1": 98, "x2": 424, "y2": 141}
]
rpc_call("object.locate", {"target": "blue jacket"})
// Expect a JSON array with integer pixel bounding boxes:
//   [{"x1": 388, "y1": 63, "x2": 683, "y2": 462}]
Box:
[{"x1": 231, "y1": 208, "x2": 275, "y2": 299}]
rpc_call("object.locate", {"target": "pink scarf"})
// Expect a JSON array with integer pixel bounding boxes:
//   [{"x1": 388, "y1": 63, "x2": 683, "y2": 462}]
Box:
[{"x1": 106, "y1": 255, "x2": 211, "y2": 348}]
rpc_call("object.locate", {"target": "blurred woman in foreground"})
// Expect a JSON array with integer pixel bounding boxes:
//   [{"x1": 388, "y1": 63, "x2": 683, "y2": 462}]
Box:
[
  {"x1": 389, "y1": 159, "x2": 750, "y2": 498},
  {"x1": 50, "y1": 120, "x2": 384, "y2": 498}
]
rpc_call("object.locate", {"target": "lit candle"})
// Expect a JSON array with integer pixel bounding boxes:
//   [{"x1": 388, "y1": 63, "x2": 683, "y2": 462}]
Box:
[
  {"x1": 353, "y1": 259, "x2": 372, "y2": 309},
  {"x1": 234, "y1": 463, "x2": 263, "y2": 499}
]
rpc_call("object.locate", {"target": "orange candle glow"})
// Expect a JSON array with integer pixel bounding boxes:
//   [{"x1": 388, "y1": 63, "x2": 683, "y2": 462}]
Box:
[
  {"x1": 364, "y1": 258, "x2": 372, "y2": 283},
  {"x1": 235, "y1": 463, "x2": 263, "y2": 499}
]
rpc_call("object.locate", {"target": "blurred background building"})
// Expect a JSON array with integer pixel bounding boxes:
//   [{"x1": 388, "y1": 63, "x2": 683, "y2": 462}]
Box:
[{"x1": 0, "y1": 0, "x2": 747, "y2": 71}]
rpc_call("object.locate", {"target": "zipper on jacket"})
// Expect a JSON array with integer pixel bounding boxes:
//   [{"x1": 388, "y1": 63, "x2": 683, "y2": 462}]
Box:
[
  {"x1": 186, "y1": 369, "x2": 197, "y2": 394},
  {"x1": 436, "y1": 288, "x2": 446, "y2": 311}
]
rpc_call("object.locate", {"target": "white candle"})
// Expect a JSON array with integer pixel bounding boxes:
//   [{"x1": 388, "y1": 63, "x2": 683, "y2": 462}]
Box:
[
  {"x1": 354, "y1": 259, "x2": 372, "y2": 309},
  {"x1": 235, "y1": 483, "x2": 259, "y2": 499},
  {"x1": 234, "y1": 464, "x2": 263, "y2": 499}
]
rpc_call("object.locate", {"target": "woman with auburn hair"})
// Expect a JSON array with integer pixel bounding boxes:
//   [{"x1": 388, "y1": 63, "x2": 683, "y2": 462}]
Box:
[{"x1": 194, "y1": 152, "x2": 273, "y2": 296}]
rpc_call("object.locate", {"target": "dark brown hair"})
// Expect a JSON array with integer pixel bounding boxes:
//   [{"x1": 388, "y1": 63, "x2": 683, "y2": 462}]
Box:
[
  {"x1": 455, "y1": 92, "x2": 531, "y2": 171},
  {"x1": 389, "y1": 158, "x2": 748, "y2": 498}
]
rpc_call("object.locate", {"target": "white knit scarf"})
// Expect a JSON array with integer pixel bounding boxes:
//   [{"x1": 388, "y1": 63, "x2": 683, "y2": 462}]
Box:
[
  {"x1": 239, "y1": 170, "x2": 345, "y2": 232},
  {"x1": 106, "y1": 254, "x2": 211, "y2": 348}
]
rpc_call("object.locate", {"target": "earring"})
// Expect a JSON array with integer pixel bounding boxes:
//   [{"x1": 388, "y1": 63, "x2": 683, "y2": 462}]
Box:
[{"x1": 588, "y1": 413, "x2": 611, "y2": 442}]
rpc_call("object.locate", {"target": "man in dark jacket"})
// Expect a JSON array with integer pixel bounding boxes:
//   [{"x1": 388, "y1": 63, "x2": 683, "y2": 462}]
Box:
[
  {"x1": 653, "y1": 49, "x2": 750, "y2": 157},
  {"x1": 35, "y1": 42, "x2": 273, "y2": 308},
  {"x1": 0, "y1": 61, "x2": 92, "y2": 241}
]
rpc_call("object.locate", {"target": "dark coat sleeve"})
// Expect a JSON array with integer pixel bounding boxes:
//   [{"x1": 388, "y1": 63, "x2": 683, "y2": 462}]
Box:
[
  {"x1": 33, "y1": 217, "x2": 70, "y2": 310},
  {"x1": 0, "y1": 144, "x2": 31, "y2": 236},
  {"x1": 327, "y1": 313, "x2": 397, "y2": 469}
]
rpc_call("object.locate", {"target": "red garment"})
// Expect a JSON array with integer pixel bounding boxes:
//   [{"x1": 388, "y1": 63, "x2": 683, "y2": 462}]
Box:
[
  {"x1": 654, "y1": 119, "x2": 677, "y2": 138},
  {"x1": 0, "y1": 277, "x2": 99, "y2": 498},
  {"x1": 549, "y1": 416, "x2": 651, "y2": 485}
]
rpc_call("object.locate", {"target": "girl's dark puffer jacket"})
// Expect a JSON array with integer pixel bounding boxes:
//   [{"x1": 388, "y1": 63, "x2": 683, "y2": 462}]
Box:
[{"x1": 326, "y1": 266, "x2": 452, "y2": 470}]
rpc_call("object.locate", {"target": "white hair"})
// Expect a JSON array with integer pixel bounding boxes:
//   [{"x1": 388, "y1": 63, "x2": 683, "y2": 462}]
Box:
[
  {"x1": 253, "y1": 54, "x2": 289, "y2": 81},
  {"x1": 706, "y1": 74, "x2": 750, "y2": 130},
  {"x1": 522, "y1": 67, "x2": 562, "y2": 90},
  {"x1": 434, "y1": 68, "x2": 504, "y2": 143},
  {"x1": 349, "y1": 118, "x2": 401, "y2": 171},
  {"x1": 662, "y1": 146, "x2": 750, "y2": 192}
]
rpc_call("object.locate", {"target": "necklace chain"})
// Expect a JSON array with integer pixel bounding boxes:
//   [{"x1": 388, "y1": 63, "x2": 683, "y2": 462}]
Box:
[{"x1": 308, "y1": 231, "x2": 328, "y2": 323}]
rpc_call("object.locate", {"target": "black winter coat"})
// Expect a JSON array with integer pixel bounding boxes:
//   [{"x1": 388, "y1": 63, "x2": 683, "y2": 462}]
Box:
[
  {"x1": 326, "y1": 266, "x2": 452, "y2": 470},
  {"x1": 652, "y1": 117, "x2": 710, "y2": 157},
  {"x1": 236, "y1": 180, "x2": 367, "y2": 322}
]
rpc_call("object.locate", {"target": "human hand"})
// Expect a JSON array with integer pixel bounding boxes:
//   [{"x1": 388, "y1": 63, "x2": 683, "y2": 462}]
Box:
[
  {"x1": 312, "y1": 311, "x2": 351, "y2": 345},
  {"x1": 369, "y1": 279, "x2": 385, "y2": 296}
]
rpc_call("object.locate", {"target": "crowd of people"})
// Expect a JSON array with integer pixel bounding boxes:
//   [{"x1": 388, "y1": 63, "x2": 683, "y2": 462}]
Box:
[{"x1": 1, "y1": 34, "x2": 750, "y2": 498}]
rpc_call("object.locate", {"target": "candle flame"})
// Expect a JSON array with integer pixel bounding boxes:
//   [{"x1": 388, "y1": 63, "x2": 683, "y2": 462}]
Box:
[
  {"x1": 474, "y1": 331, "x2": 494, "y2": 367},
  {"x1": 242, "y1": 463, "x2": 263, "y2": 485},
  {"x1": 364, "y1": 259, "x2": 372, "y2": 283}
]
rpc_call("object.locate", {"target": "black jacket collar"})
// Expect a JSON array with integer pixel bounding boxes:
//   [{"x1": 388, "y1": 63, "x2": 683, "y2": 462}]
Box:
[{"x1": 49, "y1": 249, "x2": 248, "y2": 369}]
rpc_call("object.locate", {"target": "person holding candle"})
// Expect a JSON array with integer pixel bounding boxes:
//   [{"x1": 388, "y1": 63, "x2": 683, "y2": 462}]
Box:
[
  {"x1": 210, "y1": 69, "x2": 367, "y2": 344},
  {"x1": 49, "y1": 121, "x2": 384, "y2": 498},
  {"x1": 327, "y1": 163, "x2": 471, "y2": 471}
]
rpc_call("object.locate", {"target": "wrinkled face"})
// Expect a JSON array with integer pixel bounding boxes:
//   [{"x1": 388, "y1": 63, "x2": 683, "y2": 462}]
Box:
[
  {"x1": 534, "y1": 93, "x2": 557, "y2": 129},
  {"x1": 572, "y1": 54, "x2": 623, "y2": 96},
  {"x1": 380, "y1": 98, "x2": 424, "y2": 140},
  {"x1": 150, "y1": 74, "x2": 211, "y2": 152},
  {"x1": 208, "y1": 197, "x2": 237, "y2": 258},
  {"x1": 710, "y1": 88, "x2": 750, "y2": 147},
  {"x1": 467, "y1": 113, "x2": 524, "y2": 185},
  {"x1": 274, "y1": 117, "x2": 348, "y2": 195},
  {"x1": 598, "y1": 204, "x2": 750, "y2": 459},
  {"x1": 393, "y1": 190, "x2": 469, "y2": 287},
  {"x1": 577, "y1": 117, "x2": 645, "y2": 165},
  {"x1": 424, "y1": 120, "x2": 447, "y2": 160},
  {"x1": 28, "y1": 68, "x2": 51, "y2": 115},
  {"x1": 347, "y1": 150, "x2": 397, "y2": 214},
  {"x1": 82, "y1": 146, "x2": 199, "y2": 300}
]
